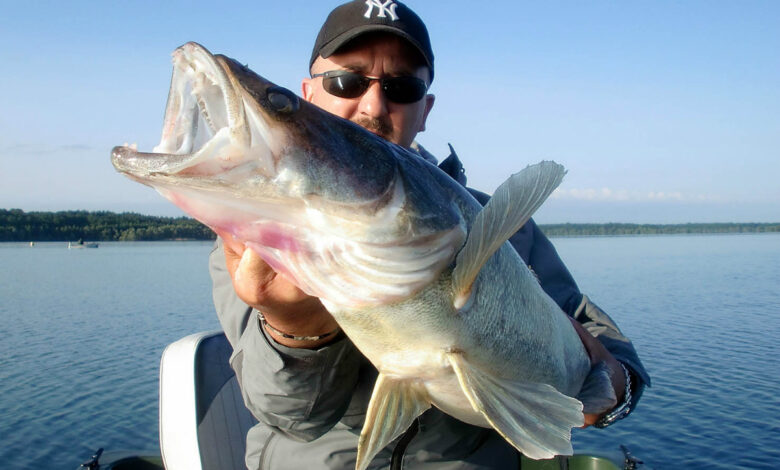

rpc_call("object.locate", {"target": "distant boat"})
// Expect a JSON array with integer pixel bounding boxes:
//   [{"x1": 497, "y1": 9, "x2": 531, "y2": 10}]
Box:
[{"x1": 68, "y1": 240, "x2": 99, "y2": 249}]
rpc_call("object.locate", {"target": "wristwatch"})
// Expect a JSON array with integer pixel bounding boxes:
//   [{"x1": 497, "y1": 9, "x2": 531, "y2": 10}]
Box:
[{"x1": 594, "y1": 363, "x2": 633, "y2": 428}]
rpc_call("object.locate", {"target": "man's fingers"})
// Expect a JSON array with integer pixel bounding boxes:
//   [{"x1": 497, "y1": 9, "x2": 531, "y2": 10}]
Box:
[
  {"x1": 567, "y1": 315, "x2": 626, "y2": 427},
  {"x1": 582, "y1": 414, "x2": 599, "y2": 427},
  {"x1": 214, "y1": 229, "x2": 273, "y2": 285},
  {"x1": 229, "y1": 244, "x2": 279, "y2": 307},
  {"x1": 215, "y1": 231, "x2": 313, "y2": 309},
  {"x1": 236, "y1": 246, "x2": 271, "y2": 283},
  {"x1": 214, "y1": 228, "x2": 243, "y2": 258}
]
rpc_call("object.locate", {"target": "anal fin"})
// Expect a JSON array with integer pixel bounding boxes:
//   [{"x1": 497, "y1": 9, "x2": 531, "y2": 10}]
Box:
[
  {"x1": 356, "y1": 373, "x2": 431, "y2": 470},
  {"x1": 447, "y1": 353, "x2": 583, "y2": 460}
]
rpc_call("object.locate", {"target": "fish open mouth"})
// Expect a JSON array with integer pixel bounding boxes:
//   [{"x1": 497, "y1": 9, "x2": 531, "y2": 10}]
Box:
[
  {"x1": 111, "y1": 42, "x2": 273, "y2": 180},
  {"x1": 110, "y1": 42, "x2": 469, "y2": 307}
]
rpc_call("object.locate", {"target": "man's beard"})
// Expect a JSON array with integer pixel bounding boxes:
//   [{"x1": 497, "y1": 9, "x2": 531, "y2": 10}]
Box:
[{"x1": 354, "y1": 117, "x2": 394, "y2": 142}]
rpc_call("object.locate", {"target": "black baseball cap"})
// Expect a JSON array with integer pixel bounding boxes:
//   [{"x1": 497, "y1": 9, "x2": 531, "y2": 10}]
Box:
[{"x1": 310, "y1": 0, "x2": 434, "y2": 82}]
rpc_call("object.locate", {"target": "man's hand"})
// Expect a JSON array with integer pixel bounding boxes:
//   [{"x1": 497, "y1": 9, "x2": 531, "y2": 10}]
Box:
[
  {"x1": 216, "y1": 229, "x2": 340, "y2": 348},
  {"x1": 567, "y1": 316, "x2": 627, "y2": 427}
]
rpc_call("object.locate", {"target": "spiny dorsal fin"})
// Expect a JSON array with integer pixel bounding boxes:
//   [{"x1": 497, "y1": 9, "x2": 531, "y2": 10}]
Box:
[{"x1": 452, "y1": 161, "x2": 566, "y2": 308}]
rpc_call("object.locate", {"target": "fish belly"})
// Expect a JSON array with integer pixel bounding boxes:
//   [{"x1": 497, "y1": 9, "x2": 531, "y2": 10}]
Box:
[{"x1": 425, "y1": 375, "x2": 490, "y2": 427}]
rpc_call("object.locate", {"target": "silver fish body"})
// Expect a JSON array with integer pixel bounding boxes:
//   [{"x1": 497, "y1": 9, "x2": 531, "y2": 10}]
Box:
[{"x1": 112, "y1": 42, "x2": 613, "y2": 469}]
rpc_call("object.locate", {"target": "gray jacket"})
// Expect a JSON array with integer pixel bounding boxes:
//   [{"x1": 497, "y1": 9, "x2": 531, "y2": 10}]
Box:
[{"x1": 209, "y1": 148, "x2": 650, "y2": 470}]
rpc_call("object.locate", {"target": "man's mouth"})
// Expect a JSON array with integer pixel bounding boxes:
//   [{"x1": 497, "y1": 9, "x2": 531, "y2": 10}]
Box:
[{"x1": 354, "y1": 117, "x2": 394, "y2": 141}]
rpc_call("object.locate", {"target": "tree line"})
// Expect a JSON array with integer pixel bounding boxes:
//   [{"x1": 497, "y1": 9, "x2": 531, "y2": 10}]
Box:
[
  {"x1": 537, "y1": 222, "x2": 780, "y2": 237},
  {"x1": 0, "y1": 209, "x2": 216, "y2": 241},
  {"x1": 1, "y1": 209, "x2": 778, "y2": 242}
]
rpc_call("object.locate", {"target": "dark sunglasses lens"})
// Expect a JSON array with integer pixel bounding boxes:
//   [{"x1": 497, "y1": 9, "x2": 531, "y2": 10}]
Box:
[
  {"x1": 382, "y1": 77, "x2": 427, "y2": 103},
  {"x1": 323, "y1": 73, "x2": 367, "y2": 99}
]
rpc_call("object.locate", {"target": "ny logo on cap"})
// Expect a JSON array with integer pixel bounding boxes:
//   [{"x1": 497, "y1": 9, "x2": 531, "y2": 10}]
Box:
[{"x1": 364, "y1": 0, "x2": 399, "y2": 21}]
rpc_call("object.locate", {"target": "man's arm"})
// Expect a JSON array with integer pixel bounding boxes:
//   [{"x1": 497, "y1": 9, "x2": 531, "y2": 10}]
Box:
[
  {"x1": 209, "y1": 236, "x2": 364, "y2": 441},
  {"x1": 520, "y1": 219, "x2": 651, "y2": 423}
]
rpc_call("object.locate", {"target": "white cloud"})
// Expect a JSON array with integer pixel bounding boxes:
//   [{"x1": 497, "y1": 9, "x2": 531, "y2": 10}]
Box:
[{"x1": 552, "y1": 187, "x2": 722, "y2": 203}]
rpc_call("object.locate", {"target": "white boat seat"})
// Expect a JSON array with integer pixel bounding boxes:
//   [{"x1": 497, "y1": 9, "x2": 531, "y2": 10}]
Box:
[{"x1": 159, "y1": 331, "x2": 257, "y2": 470}]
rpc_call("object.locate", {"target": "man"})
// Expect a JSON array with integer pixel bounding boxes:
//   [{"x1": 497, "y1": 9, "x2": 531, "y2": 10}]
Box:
[{"x1": 210, "y1": 1, "x2": 650, "y2": 468}]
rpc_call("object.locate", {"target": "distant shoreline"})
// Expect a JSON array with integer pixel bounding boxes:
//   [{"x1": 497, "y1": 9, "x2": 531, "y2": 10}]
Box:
[
  {"x1": 0, "y1": 209, "x2": 215, "y2": 242},
  {"x1": 2, "y1": 209, "x2": 778, "y2": 242},
  {"x1": 537, "y1": 222, "x2": 780, "y2": 237}
]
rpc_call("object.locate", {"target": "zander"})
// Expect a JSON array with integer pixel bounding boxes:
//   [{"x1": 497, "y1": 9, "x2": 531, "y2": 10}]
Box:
[{"x1": 112, "y1": 42, "x2": 615, "y2": 469}]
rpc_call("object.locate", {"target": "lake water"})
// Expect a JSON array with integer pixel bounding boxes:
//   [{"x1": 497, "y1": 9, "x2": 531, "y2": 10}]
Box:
[{"x1": 1, "y1": 234, "x2": 779, "y2": 469}]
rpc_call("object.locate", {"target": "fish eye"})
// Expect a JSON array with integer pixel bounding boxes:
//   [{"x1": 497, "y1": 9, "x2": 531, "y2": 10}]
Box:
[{"x1": 266, "y1": 86, "x2": 300, "y2": 114}]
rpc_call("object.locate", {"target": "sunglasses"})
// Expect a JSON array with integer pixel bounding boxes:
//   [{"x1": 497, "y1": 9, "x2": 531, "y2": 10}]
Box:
[{"x1": 311, "y1": 70, "x2": 428, "y2": 104}]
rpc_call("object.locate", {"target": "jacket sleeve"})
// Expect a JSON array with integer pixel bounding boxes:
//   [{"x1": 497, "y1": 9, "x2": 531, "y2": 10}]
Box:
[
  {"x1": 209, "y1": 238, "x2": 365, "y2": 441},
  {"x1": 508, "y1": 218, "x2": 652, "y2": 410}
]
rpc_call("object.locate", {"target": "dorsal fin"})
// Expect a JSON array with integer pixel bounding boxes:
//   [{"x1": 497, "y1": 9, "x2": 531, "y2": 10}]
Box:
[{"x1": 452, "y1": 161, "x2": 566, "y2": 308}]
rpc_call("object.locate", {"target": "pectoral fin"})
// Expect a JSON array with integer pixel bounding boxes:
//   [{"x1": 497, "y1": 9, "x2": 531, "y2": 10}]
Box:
[
  {"x1": 576, "y1": 361, "x2": 618, "y2": 415},
  {"x1": 448, "y1": 353, "x2": 583, "y2": 460},
  {"x1": 452, "y1": 161, "x2": 566, "y2": 309},
  {"x1": 356, "y1": 373, "x2": 431, "y2": 470}
]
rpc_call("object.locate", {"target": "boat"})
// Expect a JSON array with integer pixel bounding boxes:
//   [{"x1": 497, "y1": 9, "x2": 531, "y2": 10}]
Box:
[
  {"x1": 68, "y1": 240, "x2": 99, "y2": 249},
  {"x1": 77, "y1": 448, "x2": 162, "y2": 470},
  {"x1": 77, "y1": 331, "x2": 650, "y2": 470}
]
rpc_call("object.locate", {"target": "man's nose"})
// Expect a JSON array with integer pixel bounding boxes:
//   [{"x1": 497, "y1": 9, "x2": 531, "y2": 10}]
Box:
[{"x1": 357, "y1": 81, "x2": 388, "y2": 118}]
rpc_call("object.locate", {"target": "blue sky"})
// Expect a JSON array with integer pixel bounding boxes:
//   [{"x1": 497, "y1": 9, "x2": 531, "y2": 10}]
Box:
[{"x1": 1, "y1": 1, "x2": 778, "y2": 223}]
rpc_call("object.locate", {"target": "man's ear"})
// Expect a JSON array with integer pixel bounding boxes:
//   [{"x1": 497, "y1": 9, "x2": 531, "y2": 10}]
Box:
[
  {"x1": 419, "y1": 94, "x2": 435, "y2": 132},
  {"x1": 301, "y1": 78, "x2": 314, "y2": 102}
]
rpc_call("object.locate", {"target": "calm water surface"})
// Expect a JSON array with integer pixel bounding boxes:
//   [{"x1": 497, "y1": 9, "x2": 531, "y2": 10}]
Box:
[{"x1": 1, "y1": 234, "x2": 779, "y2": 469}]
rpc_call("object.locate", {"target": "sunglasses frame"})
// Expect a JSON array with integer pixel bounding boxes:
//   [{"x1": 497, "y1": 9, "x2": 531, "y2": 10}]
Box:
[{"x1": 311, "y1": 70, "x2": 428, "y2": 104}]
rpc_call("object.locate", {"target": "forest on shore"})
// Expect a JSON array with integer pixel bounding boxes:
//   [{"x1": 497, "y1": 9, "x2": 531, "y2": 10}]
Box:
[
  {"x1": 1, "y1": 209, "x2": 778, "y2": 242},
  {"x1": 0, "y1": 209, "x2": 215, "y2": 241},
  {"x1": 537, "y1": 222, "x2": 780, "y2": 237}
]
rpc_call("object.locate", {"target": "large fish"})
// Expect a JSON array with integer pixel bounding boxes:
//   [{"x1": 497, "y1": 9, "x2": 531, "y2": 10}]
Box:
[{"x1": 112, "y1": 42, "x2": 615, "y2": 468}]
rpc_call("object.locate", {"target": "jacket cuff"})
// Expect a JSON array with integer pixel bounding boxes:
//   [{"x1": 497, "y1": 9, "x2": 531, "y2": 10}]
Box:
[{"x1": 573, "y1": 295, "x2": 651, "y2": 416}]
